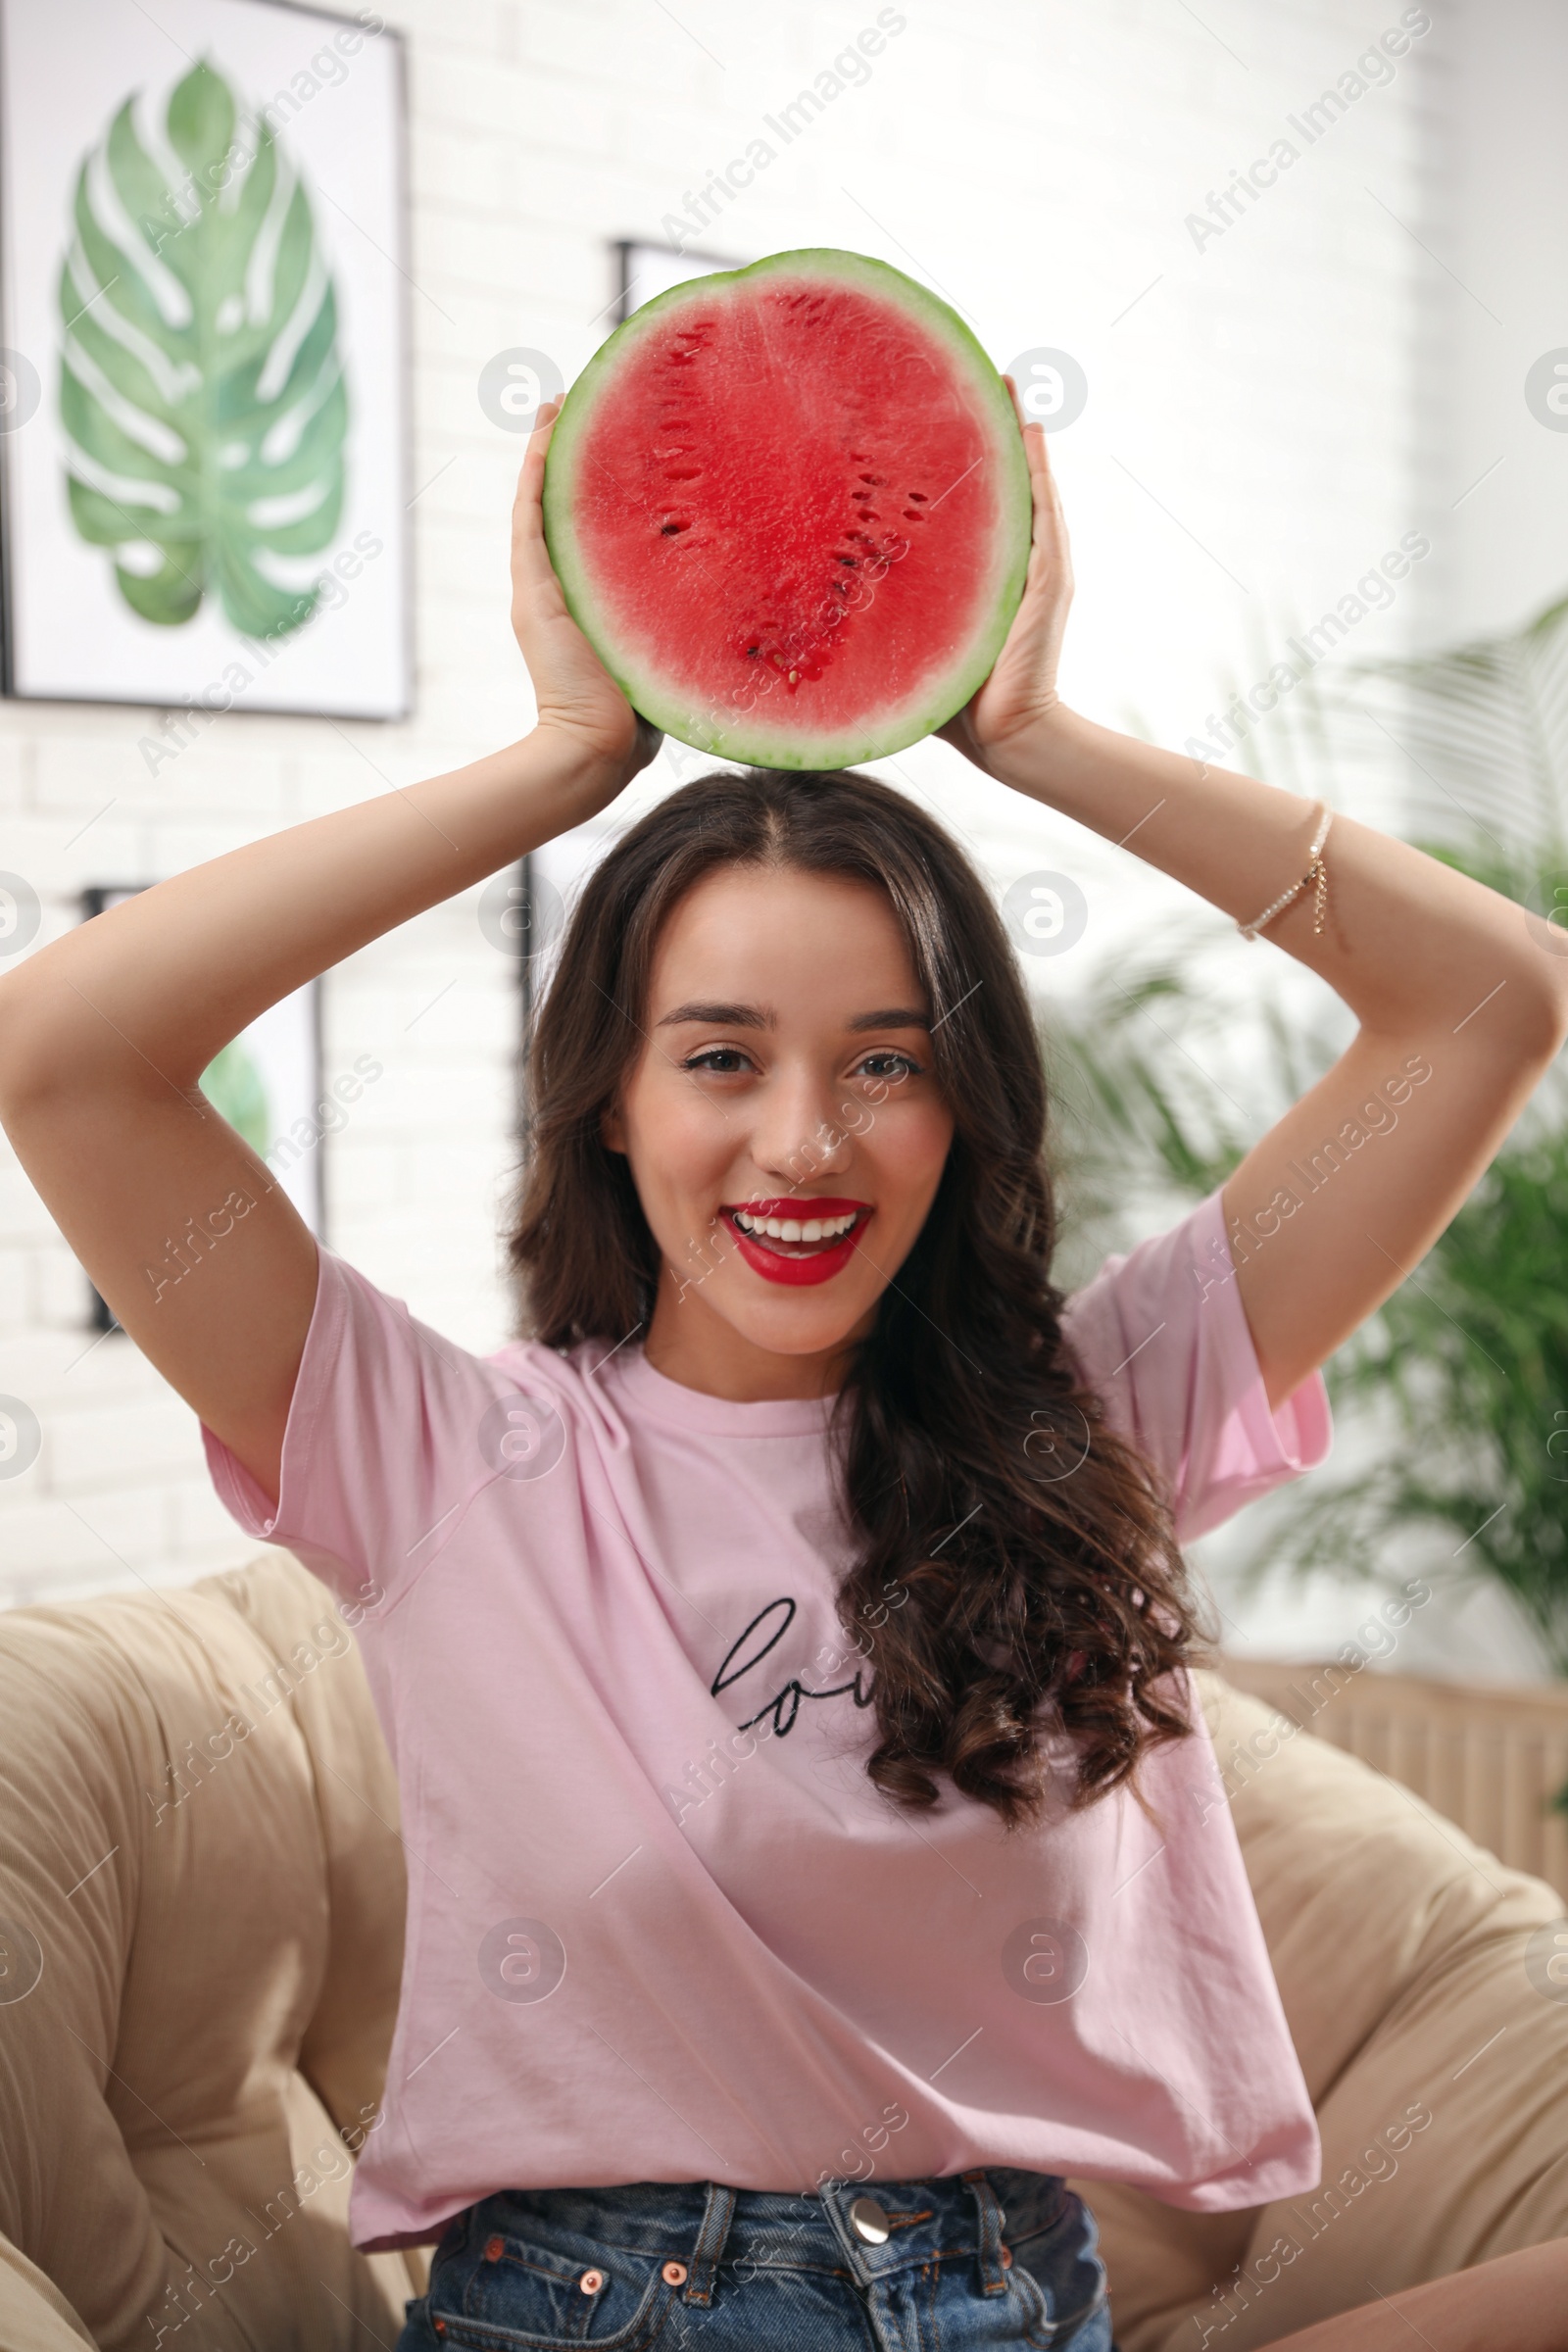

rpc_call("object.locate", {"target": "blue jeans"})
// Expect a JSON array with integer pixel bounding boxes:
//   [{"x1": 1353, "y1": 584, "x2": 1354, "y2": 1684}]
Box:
[{"x1": 395, "y1": 2168, "x2": 1112, "y2": 2350}]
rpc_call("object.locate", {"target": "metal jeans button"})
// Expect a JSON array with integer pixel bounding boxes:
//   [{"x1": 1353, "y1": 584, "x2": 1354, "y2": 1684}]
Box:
[{"x1": 848, "y1": 2195, "x2": 891, "y2": 2244}]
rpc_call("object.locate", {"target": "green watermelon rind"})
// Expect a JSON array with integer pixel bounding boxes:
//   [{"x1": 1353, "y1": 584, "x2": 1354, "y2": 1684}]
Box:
[{"x1": 542, "y1": 248, "x2": 1032, "y2": 772}]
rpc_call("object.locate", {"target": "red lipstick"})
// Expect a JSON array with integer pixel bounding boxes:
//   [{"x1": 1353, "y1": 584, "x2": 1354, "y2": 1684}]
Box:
[{"x1": 722, "y1": 1198, "x2": 870, "y2": 1288}]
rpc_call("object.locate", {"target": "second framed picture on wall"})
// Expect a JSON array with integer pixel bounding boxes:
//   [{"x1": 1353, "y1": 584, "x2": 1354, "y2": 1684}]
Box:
[{"x1": 0, "y1": 0, "x2": 410, "y2": 718}]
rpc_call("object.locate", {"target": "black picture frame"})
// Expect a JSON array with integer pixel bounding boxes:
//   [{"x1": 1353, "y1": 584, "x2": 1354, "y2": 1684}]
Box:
[{"x1": 611, "y1": 234, "x2": 743, "y2": 327}]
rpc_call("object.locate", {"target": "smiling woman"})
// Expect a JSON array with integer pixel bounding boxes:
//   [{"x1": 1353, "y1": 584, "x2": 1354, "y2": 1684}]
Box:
[{"x1": 2, "y1": 372, "x2": 1564, "y2": 2350}]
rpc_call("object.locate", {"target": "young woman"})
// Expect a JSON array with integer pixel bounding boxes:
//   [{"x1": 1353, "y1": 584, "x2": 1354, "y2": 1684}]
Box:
[{"x1": 1, "y1": 392, "x2": 1562, "y2": 2352}]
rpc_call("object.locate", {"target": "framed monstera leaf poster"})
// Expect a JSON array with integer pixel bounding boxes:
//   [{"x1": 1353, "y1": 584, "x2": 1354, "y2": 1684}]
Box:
[{"x1": 0, "y1": 0, "x2": 408, "y2": 716}]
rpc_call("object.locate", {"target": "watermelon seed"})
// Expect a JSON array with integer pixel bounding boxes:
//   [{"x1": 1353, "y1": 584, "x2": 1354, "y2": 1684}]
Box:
[
  {"x1": 903, "y1": 510, "x2": 925, "y2": 522},
  {"x1": 906, "y1": 490, "x2": 928, "y2": 502}
]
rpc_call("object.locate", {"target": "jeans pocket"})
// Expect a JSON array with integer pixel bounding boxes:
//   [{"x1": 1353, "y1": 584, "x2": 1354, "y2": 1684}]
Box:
[
  {"x1": 999, "y1": 2257, "x2": 1059, "y2": 2348},
  {"x1": 427, "y1": 2222, "x2": 677, "y2": 2351}
]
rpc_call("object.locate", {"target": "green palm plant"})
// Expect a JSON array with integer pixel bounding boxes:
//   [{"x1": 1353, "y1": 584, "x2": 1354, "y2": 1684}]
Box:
[
  {"x1": 58, "y1": 58, "x2": 348, "y2": 636},
  {"x1": 1048, "y1": 590, "x2": 1568, "y2": 1687}
]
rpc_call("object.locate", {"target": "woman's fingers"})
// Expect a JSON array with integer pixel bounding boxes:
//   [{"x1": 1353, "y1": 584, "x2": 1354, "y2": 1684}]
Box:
[
  {"x1": 516, "y1": 397, "x2": 561, "y2": 496},
  {"x1": 512, "y1": 404, "x2": 563, "y2": 572},
  {"x1": 1000, "y1": 372, "x2": 1071, "y2": 592},
  {"x1": 511, "y1": 402, "x2": 572, "y2": 647},
  {"x1": 928, "y1": 368, "x2": 1074, "y2": 765},
  {"x1": 505, "y1": 394, "x2": 645, "y2": 760},
  {"x1": 1026, "y1": 421, "x2": 1065, "y2": 546},
  {"x1": 1003, "y1": 372, "x2": 1057, "y2": 527}
]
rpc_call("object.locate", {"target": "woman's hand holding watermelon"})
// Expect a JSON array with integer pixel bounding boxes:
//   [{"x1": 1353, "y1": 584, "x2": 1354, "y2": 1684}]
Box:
[
  {"x1": 936, "y1": 377, "x2": 1074, "y2": 776},
  {"x1": 512, "y1": 400, "x2": 663, "y2": 797}
]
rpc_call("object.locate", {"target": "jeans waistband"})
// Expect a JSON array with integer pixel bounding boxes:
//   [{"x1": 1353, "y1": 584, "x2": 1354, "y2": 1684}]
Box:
[{"x1": 468, "y1": 2168, "x2": 1071, "y2": 2301}]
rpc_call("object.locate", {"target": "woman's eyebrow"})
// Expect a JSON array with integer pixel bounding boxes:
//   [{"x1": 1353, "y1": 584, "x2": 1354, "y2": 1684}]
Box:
[
  {"x1": 846, "y1": 1007, "x2": 933, "y2": 1032},
  {"x1": 654, "y1": 1002, "x2": 933, "y2": 1032},
  {"x1": 655, "y1": 1001, "x2": 773, "y2": 1030}
]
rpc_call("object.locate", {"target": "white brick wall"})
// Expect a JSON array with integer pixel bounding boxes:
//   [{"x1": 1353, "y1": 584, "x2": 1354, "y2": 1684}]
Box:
[{"x1": 0, "y1": 0, "x2": 1455, "y2": 1610}]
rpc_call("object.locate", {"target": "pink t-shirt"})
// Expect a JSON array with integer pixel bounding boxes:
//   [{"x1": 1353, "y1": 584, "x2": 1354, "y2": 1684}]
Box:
[{"x1": 203, "y1": 1185, "x2": 1331, "y2": 2255}]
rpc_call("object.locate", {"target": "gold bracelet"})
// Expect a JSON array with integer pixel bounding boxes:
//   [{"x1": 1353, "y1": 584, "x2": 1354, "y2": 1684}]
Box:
[{"x1": 1238, "y1": 804, "x2": 1333, "y2": 941}]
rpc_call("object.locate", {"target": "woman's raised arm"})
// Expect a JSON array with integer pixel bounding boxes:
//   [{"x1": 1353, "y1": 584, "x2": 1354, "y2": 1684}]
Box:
[
  {"x1": 942, "y1": 392, "x2": 1568, "y2": 1413},
  {"x1": 0, "y1": 408, "x2": 657, "y2": 1507}
]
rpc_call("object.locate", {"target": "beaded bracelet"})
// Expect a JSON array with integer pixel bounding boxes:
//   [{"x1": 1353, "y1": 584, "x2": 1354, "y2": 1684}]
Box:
[{"x1": 1238, "y1": 803, "x2": 1334, "y2": 941}]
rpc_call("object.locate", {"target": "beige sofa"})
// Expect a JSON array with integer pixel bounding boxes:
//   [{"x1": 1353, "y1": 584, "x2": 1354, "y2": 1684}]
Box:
[{"x1": 0, "y1": 1552, "x2": 1563, "y2": 2351}]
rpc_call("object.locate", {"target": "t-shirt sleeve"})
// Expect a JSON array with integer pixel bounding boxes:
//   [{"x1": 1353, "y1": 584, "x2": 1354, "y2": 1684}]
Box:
[
  {"x1": 1058, "y1": 1186, "x2": 1332, "y2": 1543},
  {"x1": 199, "y1": 1243, "x2": 513, "y2": 1614}
]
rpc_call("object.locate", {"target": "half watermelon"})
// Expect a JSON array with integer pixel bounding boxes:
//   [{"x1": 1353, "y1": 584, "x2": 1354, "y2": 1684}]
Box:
[{"x1": 542, "y1": 248, "x2": 1031, "y2": 770}]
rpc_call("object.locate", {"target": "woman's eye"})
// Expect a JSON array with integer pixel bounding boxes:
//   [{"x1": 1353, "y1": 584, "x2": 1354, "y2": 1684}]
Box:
[
  {"x1": 682, "y1": 1047, "x2": 753, "y2": 1075},
  {"x1": 856, "y1": 1051, "x2": 920, "y2": 1081}
]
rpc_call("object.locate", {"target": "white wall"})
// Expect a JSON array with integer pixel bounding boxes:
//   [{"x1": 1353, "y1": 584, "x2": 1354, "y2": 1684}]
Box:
[
  {"x1": 1424, "y1": 0, "x2": 1568, "y2": 644},
  {"x1": 0, "y1": 0, "x2": 1462, "y2": 1626}
]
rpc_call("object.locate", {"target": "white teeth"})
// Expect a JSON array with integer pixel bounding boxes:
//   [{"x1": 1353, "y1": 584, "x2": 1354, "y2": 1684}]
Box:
[{"x1": 731, "y1": 1206, "x2": 858, "y2": 1244}]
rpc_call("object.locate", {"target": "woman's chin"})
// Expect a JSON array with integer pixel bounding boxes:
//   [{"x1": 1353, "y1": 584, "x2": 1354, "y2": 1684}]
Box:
[
  {"x1": 664, "y1": 1266, "x2": 876, "y2": 1368},
  {"x1": 716, "y1": 1296, "x2": 870, "y2": 1362}
]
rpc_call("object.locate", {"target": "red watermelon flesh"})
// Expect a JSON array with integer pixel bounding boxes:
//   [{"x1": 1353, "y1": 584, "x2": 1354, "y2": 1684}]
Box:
[{"x1": 542, "y1": 249, "x2": 1031, "y2": 770}]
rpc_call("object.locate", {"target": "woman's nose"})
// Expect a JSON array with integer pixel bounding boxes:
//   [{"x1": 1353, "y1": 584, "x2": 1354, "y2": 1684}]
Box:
[{"x1": 752, "y1": 1070, "x2": 856, "y2": 1187}]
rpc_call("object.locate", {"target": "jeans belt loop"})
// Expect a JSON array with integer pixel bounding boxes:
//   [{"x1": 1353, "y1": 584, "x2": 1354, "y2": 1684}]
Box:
[
  {"x1": 960, "y1": 2168, "x2": 1008, "y2": 2297},
  {"x1": 683, "y1": 2181, "x2": 738, "y2": 2305}
]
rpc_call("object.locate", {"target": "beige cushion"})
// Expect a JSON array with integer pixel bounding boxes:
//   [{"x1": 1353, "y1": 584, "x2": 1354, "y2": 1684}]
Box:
[
  {"x1": 1078, "y1": 1673, "x2": 1568, "y2": 2349},
  {"x1": 0, "y1": 1552, "x2": 421, "y2": 2348}
]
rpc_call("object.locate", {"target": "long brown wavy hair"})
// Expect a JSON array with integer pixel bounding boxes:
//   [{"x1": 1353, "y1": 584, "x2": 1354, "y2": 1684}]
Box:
[{"x1": 507, "y1": 765, "x2": 1209, "y2": 1828}]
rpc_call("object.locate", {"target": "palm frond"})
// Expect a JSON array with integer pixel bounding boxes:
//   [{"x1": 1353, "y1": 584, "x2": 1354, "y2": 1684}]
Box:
[{"x1": 1343, "y1": 595, "x2": 1568, "y2": 853}]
